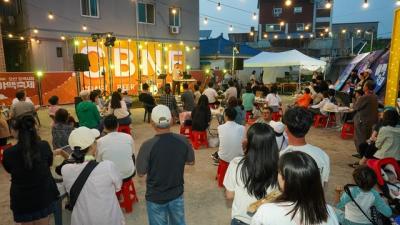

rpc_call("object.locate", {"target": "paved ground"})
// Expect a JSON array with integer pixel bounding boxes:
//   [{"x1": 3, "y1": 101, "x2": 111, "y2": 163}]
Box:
[{"x1": 0, "y1": 97, "x2": 356, "y2": 225}]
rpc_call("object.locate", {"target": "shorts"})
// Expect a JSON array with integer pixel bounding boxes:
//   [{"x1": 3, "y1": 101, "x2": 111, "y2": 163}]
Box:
[{"x1": 13, "y1": 201, "x2": 57, "y2": 223}]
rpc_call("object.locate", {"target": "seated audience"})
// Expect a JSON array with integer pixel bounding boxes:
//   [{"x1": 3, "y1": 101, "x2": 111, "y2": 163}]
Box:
[
  {"x1": 255, "y1": 106, "x2": 273, "y2": 124},
  {"x1": 11, "y1": 89, "x2": 34, "y2": 106},
  {"x1": 228, "y1": 97, "x2": 245, "y2": 125},
  {"x1": 312, "y1": 86, "x2": 324, "y2": 104},
  {"x1": 269, "y1": 121, "x2": 288, "y2": 151},
  {"x1": 0, "y1": 113, "x2": 10, "y2": 146},
  {"x1": 336, "y1": 166, "x2": 391, "y2": 225},
  {"x1": 225, "y1": 80, "x2": 238, "y2": 102},
  {"x1": 48, "y1": 95, "x2": 60, "y2": 119},
  {"x1": 310, "y1": 91, "x2": 330, "y2": 116},
  {"x1": 57, "y1": 127, "x2": 125, "y2": 225},
  {"x1": 106, "y1": 91, "x2": 131, "y2": 125},
  {"x1": 250, "y1": 152, "x2": 339, "y2": 225},
  {"x1": 10, "y1": 90, "x2": 35, "y2": 119},
  {"x1": 265, "y1": 85, "x2": 281, "y2": 113},
  {"x1": 191, "y1": 95, "x2": 211, "y2": 132},
  {"x1": 90, "y1": 90, "x2": 102, "y2": 111},
  {"x1": 52, "y1": 108, "x2": 74, "y2": 153},
  {"x1": 76, "y1": 90, "x2": 101, "y2": 129},
  {"x1": 3, "y1": 115, "x2": 59, "y2": 224},
  {"x1": 328, "y1": 89, "x2": 337, "y2": 105},
  {"x1": 203, "y1": 82, "x2": 218, "y2": 105},
  {"x1": 193, "y1": 84, "x2": 202, "y2": 105},
  {"x1": 96, "y1": 115, "x2": 135, "y2": 181},
  {"x1": 122, "y1": 90, "x2": 133, "y2": 109},
  {"x1": 281, "y1": 107, "x2": 330, "y2": 187},
  {"x1": 159, "y1": 85, "x2": 179, "y2": 120},
  {"x1": 224, "y1": 123, "x2": 279, "y2": 225},
  {"x1": 181, "y1": 83, "x2": 195, "y2": 112},
  {"x1": 295, "y1": 88, "x2": 312, "y2": 108},
  {"x1": 242, "y1": 86, "x2": 255, "y2": 114}
]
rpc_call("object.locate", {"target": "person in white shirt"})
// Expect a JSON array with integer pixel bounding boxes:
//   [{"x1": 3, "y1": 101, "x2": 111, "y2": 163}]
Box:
[
  {"x1": 269, "y1": 121, "x2": 288, "y2": 151},
  {"x1": 224, "y1": 80, "x2": 238, "y2": 102},
  {"x1": 310, "y1": 91, "x2": 331, "y2": 116},
  {"x1": 203, "y1": 81, "x2": 218, "y2": 104},
  {"x1": 250, "y1": 152, "x2": 339, "y2": 225},
  {"x1": 218, "y1": 107, "x2": 245, "y2": 163},
  {"x1": 59, "y1": 127, "x2": 124, "y2": 225},
  {"x1": 265, "y1": 86, "x2": 281, "y2": 112},
  {"x1": 96, "y1": 115, "x2": 135, "y2": 180},
  {"x1": 11, "y1": 89, "x2": 34, "y2": 106},
  {"x1": 280, "y1": 107, "x2": 330, "y2": 187},
  {"x1": 224, "y1": 123, "x2": 279, "y2": 225},
  {"x1": 106, "y1": 91, "x2": 131, "y2": 125}
]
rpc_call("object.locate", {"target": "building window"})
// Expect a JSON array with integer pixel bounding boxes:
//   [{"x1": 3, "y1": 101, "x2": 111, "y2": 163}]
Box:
[
  {"x1": 138, "y1": 3, "x2": 155, "y2": 24},
  {"x1": 56, "y1": 47, "x2": 63, "y2": 58},
  {"x1": 169, "y1": 8, "x2": 181, "y2": 27},
  {"x1": 81, "y1": 0, "x2": 99, "y2": 17},
  {"x1": 273, "y1": 8, "x2": 282, "y2": 17},
  {"x1": 294, "y1": 7, "x2": 302, "y2": 13},
  {"x1": 296, "y1": 23, "x2": 305, "y2": 31},
  {"x1": 265, "y1": 24, "x2": 281, "y2": 32}
]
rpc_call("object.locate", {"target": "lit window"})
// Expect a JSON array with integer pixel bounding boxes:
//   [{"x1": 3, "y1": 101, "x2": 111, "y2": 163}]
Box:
[
  {"x1": 296, "y1": 23, "x2": 305, "y2": 31},
  {"x1": 294, "y1": 7, "x2": 302, "y2": 13},
  {"x1": 138, "y1": 3, "x2": 155, "y2": 24},
  {"x1": 265, "y1": 24, "x2": 281, "y2": 32},
  {"x1": 81, "y1": 0, "x2": 99, "y2": 17},
  {"x1": 273, "y1": 8, "x2": 282, "y2": 17},
  {"x1": 169, "y1": 8, "x2": 181, "y2": 27}
]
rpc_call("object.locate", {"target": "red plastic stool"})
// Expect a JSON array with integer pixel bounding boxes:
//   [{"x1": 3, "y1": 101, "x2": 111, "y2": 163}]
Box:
[
  {"x1": 216, "y1": 159, "x2": 229, "y2": 187},
  {"x1": 116, "y1": 179, "x2": 138, "y2": 213},
  {"x1": 341, "y1": 122, "x2": 354, "y2": 139},
  {"x1": 179, "y1": 125, "x2": 192, "y2": 139},
  {"x1": 313, "y1": 114, "x2": 328, "y2": 128},
  {"x1": 272, "y1": 112, "x2": 281, "y2": 121},
  {"x1": 191, "y1": 131, "x2": 208, "y2": 150},
  {"x1": 118, "y1": 124, "x2": 131, "y2": 135},
  {"x1": 326, "y1": 113, "x2": 337, "y2": 127},
  {"x1": 247, "y1": 118, "x2": 257, "y2": 126},
  {"x1": 245, "y1": 111, "x2": 252, "y2": 122},
  {"x1": 0, "y1": 144, "x2": 12, "y2": 164},
  {"x1": 367, "y1": 158, "x2": 400, "y2": 186}
]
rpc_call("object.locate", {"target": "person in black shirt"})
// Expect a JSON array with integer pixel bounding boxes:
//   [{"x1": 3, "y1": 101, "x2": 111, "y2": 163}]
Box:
[
  {"x1": 137, "y1": 105, "x2": 195, "y2": 225},
  {"x1": 139, "y1": 83, "x2": 156, "y2": 123},
  {"x1": 3, "y1": 115, "x2": 59, "y2": 224},
  {"x1": 191, "y1": 95, "x2": 212, "y2": 131}
]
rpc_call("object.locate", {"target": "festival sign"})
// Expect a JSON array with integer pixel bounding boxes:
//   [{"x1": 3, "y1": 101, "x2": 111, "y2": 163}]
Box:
[
  {"x1": 334, "y1": 52, "x2": 368, "y2": 91},
  {"x1": 370, "y1": 50, "x2": 390, "y2": 93},
  {"x1": 77, "y1": 38, "x2": 187, "y2": 94}
]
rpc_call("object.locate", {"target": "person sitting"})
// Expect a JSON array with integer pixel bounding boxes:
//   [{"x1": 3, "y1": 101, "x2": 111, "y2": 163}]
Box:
[
  {"x1": 76, "y1": 90, "x2": 101, "y2": 129},
  {"x1": 217, "y1": 107, "x2": 245, "y2": 164},
  {"x1": 10, "y1": 90, "x2": 36, "y2": 119},
  {"x1": 336, "y1": 166, "x2": 391, "y2": 225},
  {"x1": 56, "y1": 126, "x2": 125, "y2": 225},
  {"x1": 193, "y1": 84, "x2": 202, "y2": 105},
  {"x1": 48, "y1": 95, "x2": 60, "y2": 120},
  {"x1": 96, "y1": 115, "x2": 135, "y2": 181},
  {"x1": 224, "y1": 123, "x2": 279, "y2": 225},
  {"x1": 228, "y1": 97, "x2": 245, "y2": 125},
  {"x1": 203, "y1": 81, "x2": 218, "y2": 105},
  {"x1": 106, "y1": 91, "x2": 131, "y2": 125},
  {"x1": 309, "y1": 91, "x2": 331, "y2": 116},
  {"x1": 191, "y1": 95, "x2": 211, "y2": 132},
  {"x1": 181, "y1": 83, "x2": 195, "y2": 112},
  {"x1": 139, "y1": 83, "x2": 156, "y2": 122},
  {"x1": 265, "y1": 85, "x2": 281, "y2": 113},
  {"x1": 224, "y1": 80, "x2": 238, "y2": 102},
  {"x1": 280, "y1": 107, "x2": 330, "y2": 187},
  {"x1": 295, "y1": 88, "x2": 312, "y2": 108},
  {"x1": 90, "y1": 90, "x2": 103, "y2": 112},
  {"x1": 242, "y1": 86, "x2": 255, "y2": 115},
  {"x1": 328, "y1": 89, "x2": 337, "y2": 105},
  {"x1": 52, "y1": 108, "x2": 74, "y2": 153},
  {"x1": 122, "y1": 89, "x2": 133, "y2": 109},
  {"x1": 11, "y1": 88, "x2": 34, "y2": 106},
  {"x1": 269, "y1": 121, "x2": 288, "y2": 151},
  {"x1": 327, "y1": 80, "x2": 335, "y2": 90},
  {"x1": 159, "y1": 85, "x2": 179, "y2": 121},
  {"x1": 250, "y1": 152, "x2": 339, "y2": 225},
  {"x1": 255, "y1": 106, "x2": 273, "y2": 124},
  {"x1": 0, "y1": 113, "x2": 10, "y2": 147}
]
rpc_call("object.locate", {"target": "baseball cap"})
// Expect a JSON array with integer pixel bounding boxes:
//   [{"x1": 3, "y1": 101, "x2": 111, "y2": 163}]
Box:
[
  {"x1": 151, "y1": 105, "x2": 172, "y2": 128},
  {"x1": 79, "y1": 90, "x2": 90, "y2": 98},
  {"x1": 68, "y1": 127, "x2": 100, "y2": 150},
  {"x1": 269, "y1": 121, "x2": 285, "y2": 134}
]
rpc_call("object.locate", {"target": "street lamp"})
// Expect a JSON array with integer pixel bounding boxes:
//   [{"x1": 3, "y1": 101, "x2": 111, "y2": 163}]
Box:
[
  {"x1": 47, "y1": 12, "x2": 54, "y2": 20},
  {"x1": 36, "y1": 71, "x2": 44, "y2": 105},
  {"x1": 217, "y1": 2, "x2": 221, "y2": 11}
]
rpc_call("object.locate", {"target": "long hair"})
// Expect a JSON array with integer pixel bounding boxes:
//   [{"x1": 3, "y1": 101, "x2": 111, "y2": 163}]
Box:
[
  {"x1": 110, "y1": 91, "x2": 122, "y2": 109},
  {"x1": 70, "y1": 147, "x2": 89, "y2": 164},
  {"x1": 10, "y1": 115, "x2": 41, "y2": 170},
  {"x1": 197, "y1": 95, "x2": 209, "y2": 110},
  {"x1": 238, "y1": 123, "x2": 279, "y2": 199},
  {"x1": 276, "y1": 152, "x2": 328, "y2": 225}
]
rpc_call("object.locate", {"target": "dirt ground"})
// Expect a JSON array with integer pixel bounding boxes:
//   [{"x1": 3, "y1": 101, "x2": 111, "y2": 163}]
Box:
[{"x1": 0, "y1": 97, "x2": 356, "y2": 225}]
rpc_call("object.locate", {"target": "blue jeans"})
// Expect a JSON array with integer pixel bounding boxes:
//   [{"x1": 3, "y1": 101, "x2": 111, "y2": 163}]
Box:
[{"x1": 146, "y1": 195, "x2": 186, "y2": 225}]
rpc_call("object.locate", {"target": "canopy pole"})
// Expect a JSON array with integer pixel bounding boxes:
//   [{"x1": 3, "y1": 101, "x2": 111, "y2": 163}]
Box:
[{"x1": 298, "y1": 66, "x2": 301, "y2": 92}]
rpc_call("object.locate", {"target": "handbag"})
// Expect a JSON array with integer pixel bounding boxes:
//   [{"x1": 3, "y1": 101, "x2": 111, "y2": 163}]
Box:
[
  {"x1": 344, "y1": 184, "x2": 391, "y2": 225},
  {"x1": 65, "y1": 160, "x2": 99, "y2": 211}
]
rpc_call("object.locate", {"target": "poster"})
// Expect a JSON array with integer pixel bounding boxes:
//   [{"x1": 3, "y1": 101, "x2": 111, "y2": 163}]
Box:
[
  {"x1": 370, "y1": 50, "x2": 389, "y2": 93},
  {"x1": 334, "y1": 53, "x2": 369, "y2": 91}
]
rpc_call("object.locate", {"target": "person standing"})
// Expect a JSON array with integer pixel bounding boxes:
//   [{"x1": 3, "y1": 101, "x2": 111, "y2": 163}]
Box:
[
  {"x1": 193, "y1": 84, "x2": 202, "y2": 105},
  {"x1": 224, "y1": 80, "x2": 238, "y2": 102},
  {"x1": 139, "y1": 83, "x2": 157, "y2": 122},
  {"x1": 76, "y1": 90, "x2": 101, "y2": 129},
  {"x1": 180, "y1": 83, "x2": 195, "y2": 112},
  {"x1": 136, "y1": 105, "x2": 195, "y2": 225},
  {"x1": 242, "y1": 86, "x2": 255, "y2": 114},
  {"x1": 353, "y1": 80, "x2": 378, "y2": 155},
  {"x1": 203, "y1": 82, "x2": 218, "y2": 105},
  {"x1": 3, "y1": 115, "x2": 60, "y2": 224},
  {"x1": 265, "y1": 85, "x2": 281, "y2": 113}
]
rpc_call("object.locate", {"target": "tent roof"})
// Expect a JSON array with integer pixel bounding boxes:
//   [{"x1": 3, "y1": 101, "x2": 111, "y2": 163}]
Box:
[
  {"x1": 200, "y1": 34, "x2": 261, "y2": 58},
  {"x1": 244, "y1": 49, "x2": 327, "y2": 69}
]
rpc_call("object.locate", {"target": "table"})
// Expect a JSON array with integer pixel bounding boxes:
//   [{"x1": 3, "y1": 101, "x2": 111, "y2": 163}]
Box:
[{"x1": 324, "y1": 107, "x2": 353, "y2": 128}]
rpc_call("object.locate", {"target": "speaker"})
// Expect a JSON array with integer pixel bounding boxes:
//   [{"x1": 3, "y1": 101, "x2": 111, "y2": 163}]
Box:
[
  {"x1": 234, "y1": 58, "x2": 244, "y2": 70},
  {"x1": 73, "y1": 53, "x2": 90, "y2": 72}
]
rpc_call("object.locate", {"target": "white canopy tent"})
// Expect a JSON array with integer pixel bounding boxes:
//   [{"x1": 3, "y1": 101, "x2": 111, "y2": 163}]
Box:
[{"x1": 244, "y1": 50, "x2": 327, "y2": 87}]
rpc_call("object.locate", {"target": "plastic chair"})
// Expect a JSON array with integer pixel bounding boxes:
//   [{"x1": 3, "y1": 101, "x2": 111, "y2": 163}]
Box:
[
  {"x1": 0, "y1": 144, "x2": 12, "y2": 164},
  {"x1": 341, "y1": 122, "x2": 354, "y2": 139},
  {"x1": 216, "y1": 160, "x2": 229, "y2": 187},
  {"x1": 271, "y1": 112, "x2": 281, "y2": 122},
  {"x1": 191, "y1": 130, "x2": 208, "y2": 150},
  {"x1": 116, "y1": 179, "x2": 139, "y2": 213},
  {"x1": 245, "y1": 111, "x2": 252, "y2": 122},
  {"x1": 180, "y1": 125, "x2": 192, "y2": 139},
  {"x1": 118, "y1": 124, "x2": 131, "y2": 135},
  {"x1": 313, "y1": 114, "x2": 328, "y2": 128}
]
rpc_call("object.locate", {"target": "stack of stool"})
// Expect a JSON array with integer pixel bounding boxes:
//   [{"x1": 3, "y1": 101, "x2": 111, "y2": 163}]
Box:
[
  {"x1": 116, "y1": 179, "x2": 138, "y2": 213},
  {"x1": 313, "y1": 114, "x2": 328, "y2": 128},
  {"x1": 326, "y1": 113, "x2": 337, "y2": 127},
  {"x1": 191, "y1": 131, "x2": 208, "y2": 150}
]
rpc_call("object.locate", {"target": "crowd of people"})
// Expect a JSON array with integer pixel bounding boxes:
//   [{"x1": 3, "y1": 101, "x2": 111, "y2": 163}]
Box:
[{"x1": 0, "y1": 68, "x2": 399, "y2": 225}]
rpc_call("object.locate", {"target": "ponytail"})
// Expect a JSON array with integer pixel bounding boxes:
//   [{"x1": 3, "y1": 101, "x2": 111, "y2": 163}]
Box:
[{"x1": 71, "y1": 147, "x2": 88, "y2": 163}]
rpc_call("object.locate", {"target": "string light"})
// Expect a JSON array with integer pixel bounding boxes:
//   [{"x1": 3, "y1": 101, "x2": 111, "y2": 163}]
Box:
[
  {"x1": 33, "y1": 28, "x2": 39, "y2": 34},
  {"x1": 217, "y1": 2, "x2": 221, "y2": 11},
  {"x1": 274, "y1": 35, "x2": 278, "y2": 39},
  {"x1": 342, "y1": 29, "x2": 347, "y2": 33},
  {"x1": 74, "y1": 40, "x2": 79, "y2": 46},
  {"x1": 180, "y1": 41, "x2": 184, "y2": 45},
  {"x1": 280, "y1": 21, "x2": 285, "y2": 26},
  {"x1": 287, "y1": 35, "x2": 291, "y2": 39},
  {"x1": 82, "y1": 40, "x2": 87, "y2": 44},
  {"x1": 285, "y1": 0, "x2": 292, "y2": 6},
  {"x1": 263, "y1": 33, "x2": 268, "y2": 38},
  {"x1": 249, "y1": 31, "x2": 254, "y2": 36},
  {"x1": 8, "y1": 34, "x2": 13, "y2": 38},
  {"x1": 305, "y1": 26, "x2": 310, "y2": 31},
  {"x1": 47, "y1": 12, "x2": 54, "y2": 20},
  {"x1": 325, "y1": 28, "x2": 329, "y2": 33},
  {"x1": 203, "y1": 17, "x2": 208, "y2": 25},
  {"x1": 128, "y1": 38, "x2": 131, "y2": 42},
  {"x1": 357, "y1": 29, "x2": 362, "y2": 34},
  {"x1": 171, "y1": 8, "x2": 177, "y2": 15},
  {"x1": 396, "y1": 0, "x2": 400, "y2": 6},
  {"x1": 320, "y1": 33, "x2": 324, "y2": 37},
  {"x1": 325, "y1": 0, "x2": 332, "y2": 9},
  {"x1": 82, "y1": 24, "x2": 87, "y2": 31},
  {"x1": 362, "y1": 0, "x2": 369, "y2": 8},
  {"x1": 310, "y1": 34, "x2": 314, "y2": 38},
  {"x1": 300, "y1": 35, "x2": 304, "y2": 39},
  {"x1": 3, "y1": 0, "x2": 10, "y2": 2},
  {"x1": 252, "y1": 12, "x2": 257, "y2": 20},
  {"x1": 192, "y1": 46, "x2": 196, "y2": 50},
  {"x1": 60, "y1": 36, "x2": 66, "y2": 40},
  {"x1": 229, "y1": 25, "x2": 233, "y2": 31},
  {"x1": 30, "y1": 38, "x2": 35, "y2": 42},
  {"x1": 19, "y1": 36, "x2": 24, "y2": 40}
]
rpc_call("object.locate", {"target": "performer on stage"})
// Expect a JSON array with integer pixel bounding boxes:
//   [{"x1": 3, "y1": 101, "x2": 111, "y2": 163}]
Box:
[{"x1": 172, "y1": 63, "x2": 182, "y2": 95}]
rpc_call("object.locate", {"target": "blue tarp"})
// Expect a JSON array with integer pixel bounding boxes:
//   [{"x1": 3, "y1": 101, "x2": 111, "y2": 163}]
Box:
[{"x1": 200, "y1": 34, "x2": 261, "y2": 58}]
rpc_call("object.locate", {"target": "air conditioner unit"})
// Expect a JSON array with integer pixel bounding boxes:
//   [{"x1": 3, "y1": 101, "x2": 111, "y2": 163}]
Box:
[{"x1": 169, "y1": 26, "x2": 180, "y2": 34}]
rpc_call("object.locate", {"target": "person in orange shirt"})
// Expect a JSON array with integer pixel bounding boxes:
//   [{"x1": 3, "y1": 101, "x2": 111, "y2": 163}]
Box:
[{"x1": 295, "y1": 88, "x2": 313, "y2": 108}]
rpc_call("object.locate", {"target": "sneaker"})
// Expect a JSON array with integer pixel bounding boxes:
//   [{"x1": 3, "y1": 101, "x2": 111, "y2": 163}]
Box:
[
  {"x1": 352, "y1": 153, "x2": 362, "y2": 159},
  {"x1": 211, "y1": 153, "x2": 218, "y2": 161},
  {"x1": 213, "y1": 160, "x2": 219, "y2": 166}
]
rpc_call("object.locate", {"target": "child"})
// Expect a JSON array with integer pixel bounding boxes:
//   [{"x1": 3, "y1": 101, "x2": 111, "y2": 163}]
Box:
[
  {"x1": 336, "y1": 165, "x2": 392, "y2": 225},
  {"x1": 48, "y1": 95, "x2": 60, "y2": 119}
]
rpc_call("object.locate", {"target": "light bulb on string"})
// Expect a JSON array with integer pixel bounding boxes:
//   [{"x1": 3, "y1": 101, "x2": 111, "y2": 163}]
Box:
[
  {"x1": 263, "y1": 33, "x2": 268, "y2": 38},
  {"x1": 300, "y1": 35, "x2": 304, "y2": 39},
  {"x1": 82, "y1": 24, "x2": 87, "y2": 31},
  {"x1": 342, "y1": 29, "x2": 347, "y2": 33},
  {"x1": 171, "y1": 8, "x2": 177, "y2": 15},
  {"x1": 285, "y1": 0, "x2": 292, "y2": 6},
  {"x1": 33, "y1": 28, "x2": 39, "y2": 34},
  {"x1": 217, "y1": 2, "x2": 221, "y2": 11},
  {"x1": 252, "y1": 12, "x2": 257, "y2": 20},
  {"x1": 396, "y1": 0, "x2": 400, "y2": 6},
  {"x1": 48, "y1": 12, "x2": 54, "y2": 20},
  {"x1": 19, "y1": 36, "x2": 24, "y2": 40},
  {"x1": 362, "y1": 0, "x2": 369, "y2": 8},
  {"x1": 3, "y1": 0, "x2": 9, "y2": 3},
  {"x1": 357, "y1": 29, "x2": 361, "y2": 34},
  {"x1": 287, "y1": 35, "x2": 291, "y2": 39},
  {"x1": 203, "y1": 17, "x2": 208, "y2": 25},
  {"x1": 274, "y1": 35, "x2": 278, "y2": 39},
  {"x1": 324, "y1": 28, "x2": 329, "y2": 33},
  {"x1": 61, "y1": 36, "x2": 66, "y2": 40},
  {"x1": 249, "y1": 31, "x2": 254, "y2": 36},
  {"x1": 8, "y1": 33, "x2": 13, "y2": 38},
  {"x1": 229, "y1": 25, "x2": 233, "y2": 31},
  {"x1": 280, "y1": 21, "x2": 285, "y2": 26},
  {"x1": 310, "y1": 34, "x2": 314, "y2": 38},
  {"x1": 325, "y1": 0, "x2": 332, "y2": 9}
]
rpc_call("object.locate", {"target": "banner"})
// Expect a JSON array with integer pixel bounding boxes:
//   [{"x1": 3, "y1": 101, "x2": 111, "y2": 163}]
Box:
[
  {"x1": 370, "y1": 50, "x2": 389, "y2": 93},
  {"x1": 76, "y1": 39, "x2": 188, "y2": 94},
  {"x1": 334, "y1": 53, "x2": 369, "y2": 91}
]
